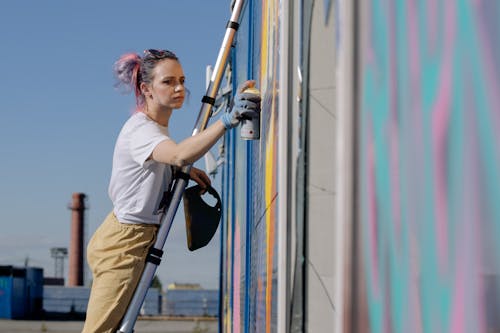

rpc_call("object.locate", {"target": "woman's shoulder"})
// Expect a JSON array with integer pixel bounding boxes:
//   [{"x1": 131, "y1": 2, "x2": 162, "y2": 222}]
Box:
[
  {"x1": 128, "y1": 112, "x2": 165, "y2": 127},
  {"x1": 121, "y1": 112, "x2": 168, "y2": 138},
  {"x1": 122, "y1": 112, "x2": 151, "y2": 129},
  {"x1": 128, "y1": 111, "x2": 147, "y2": 123}
]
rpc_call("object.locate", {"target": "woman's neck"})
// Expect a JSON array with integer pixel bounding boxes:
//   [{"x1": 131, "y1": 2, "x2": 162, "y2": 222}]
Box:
[{"x1": 143, "y1": 104, "x2": 172, "y2": 127}]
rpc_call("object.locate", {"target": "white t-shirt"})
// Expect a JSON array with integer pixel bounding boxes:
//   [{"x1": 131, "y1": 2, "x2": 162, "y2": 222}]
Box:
[{"x1": 109, "y1": 112, "x2": 173, "y2": 225}]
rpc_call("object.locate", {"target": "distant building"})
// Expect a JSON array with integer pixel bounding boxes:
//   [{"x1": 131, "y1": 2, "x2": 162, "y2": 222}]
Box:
[
  {"x1": 0, "y1": 265, "x2": 162, "y2": 319},
  {"x1": 43, "y1": 286, "x2": 161, "y2": 316},
  {"x1": 167, "y1": 282, "x2": 202, "y2": 290},
  {"x1": 43, "y1": 277, "x2": 65, "y2": 286},
  {"x1": 164, "y1": 288, "x2": 218, "y2": 317},
  {"x1": 0, "y1": 266, "x2": 43, "y2": 319}
]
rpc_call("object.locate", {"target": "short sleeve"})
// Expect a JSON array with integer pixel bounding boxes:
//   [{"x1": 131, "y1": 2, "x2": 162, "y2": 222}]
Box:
[{"x1": 130, "y1": 121, "x2": 170, "y2": 167}]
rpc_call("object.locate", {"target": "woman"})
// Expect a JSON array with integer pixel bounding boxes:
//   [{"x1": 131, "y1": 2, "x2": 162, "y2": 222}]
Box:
[{"x1": 82, "y1": 49, "x2": 260, "y2": 333}]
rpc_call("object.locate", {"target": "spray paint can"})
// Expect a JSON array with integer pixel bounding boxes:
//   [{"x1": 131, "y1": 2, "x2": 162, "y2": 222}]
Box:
[{"x1": 240, "y1": 87, "x2": 261, "y2": 140}]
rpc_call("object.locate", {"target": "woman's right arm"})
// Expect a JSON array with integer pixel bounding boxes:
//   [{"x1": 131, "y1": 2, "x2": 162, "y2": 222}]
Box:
[
  {"x1": 151, "y1": 80, "x2": 260, "y2": 167},
  {"x1": 151, "y1": 119, "x2": 226, "y2": 167}
]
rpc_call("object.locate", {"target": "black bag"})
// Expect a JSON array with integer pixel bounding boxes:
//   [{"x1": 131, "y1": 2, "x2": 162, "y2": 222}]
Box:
[{"x1": 183, "y1": 185, "x2": 222, "y2": 251}]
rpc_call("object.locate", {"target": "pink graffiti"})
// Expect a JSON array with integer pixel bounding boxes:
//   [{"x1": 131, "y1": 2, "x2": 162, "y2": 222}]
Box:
[
  {"x1": 449, "y1": 96, "x2": 487, "y2": 333},
  {"x1": 408, "y1": 0, "x2": 421, "y2": 87},
  {"x1": 474, "y1": 3, "x2": 500, "y2": 147},
  {"x1": 233, "y1": 220, "x2": 241, "y2": 332},
  {"x1": 368, "y1": 128, "x2": 380, "y2": 296},
  {"x1": 450, "y1": 246, "x2": 466, "y2": 333},
  {"x1": 431, "y1": 0, "x2": 456, "y2": 270},
  {"x1": 390, "y1": 123, "x2": 401, "y2": 237},
  {"x1": 388, "y1": 0, "x2": 401, "y2": 239},
  {"x1": 426, "y1": 0, "x2": 438, "y2": 50},
  {"x1": 409, "y1": 238, "x2": 423, "y2": 333}
]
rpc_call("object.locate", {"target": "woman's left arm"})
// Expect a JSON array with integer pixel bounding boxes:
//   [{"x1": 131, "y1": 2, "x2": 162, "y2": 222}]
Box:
[{"x1": 189, "y1": 167, "x2": 211, "y2": 190}]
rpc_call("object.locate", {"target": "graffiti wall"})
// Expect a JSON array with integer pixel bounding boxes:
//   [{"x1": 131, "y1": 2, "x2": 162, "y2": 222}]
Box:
[
  {"x1": 357, "y1": 1, "x2": 500, "y2": 332},
  {"x1": 221, "y1": 0, "x2": 281, "y2": 332}
]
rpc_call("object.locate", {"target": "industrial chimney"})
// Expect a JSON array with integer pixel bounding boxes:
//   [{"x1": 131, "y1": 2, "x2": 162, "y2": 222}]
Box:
[{"x1": 68, "y1": 193, "x2": 86, "y2": 286}]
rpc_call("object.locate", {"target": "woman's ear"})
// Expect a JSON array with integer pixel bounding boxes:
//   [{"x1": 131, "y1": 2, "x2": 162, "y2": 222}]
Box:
[{"x1": 140, "y1": 82, "x2": 153, "y2": 98}]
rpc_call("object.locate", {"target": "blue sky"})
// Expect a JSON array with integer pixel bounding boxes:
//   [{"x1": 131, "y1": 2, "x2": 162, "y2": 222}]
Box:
[{"x1": 0, "y1": 1, "x2": 230, "y2": 289}]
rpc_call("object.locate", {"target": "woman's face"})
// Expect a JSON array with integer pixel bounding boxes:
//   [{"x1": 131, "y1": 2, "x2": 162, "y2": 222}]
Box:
[{"x1": 147, "y1": 58, "x2": 186, "y2": 110}]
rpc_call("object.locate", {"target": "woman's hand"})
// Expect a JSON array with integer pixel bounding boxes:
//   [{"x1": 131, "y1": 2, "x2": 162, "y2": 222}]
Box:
[
  {"x1": 189, "y1": 167, "x2": 211, "y2": 192},
  {"x1": 221, "y1": 80, "x2": 261, "y2": 129}
]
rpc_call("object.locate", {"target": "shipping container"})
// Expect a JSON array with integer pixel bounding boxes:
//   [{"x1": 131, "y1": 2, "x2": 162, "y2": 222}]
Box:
[
  {"x1": 0, "y1": 266, "x2": 26, "y2": 319},
  {"x1": 25, "y1": 267, "x2": 44, "y2": 318}
]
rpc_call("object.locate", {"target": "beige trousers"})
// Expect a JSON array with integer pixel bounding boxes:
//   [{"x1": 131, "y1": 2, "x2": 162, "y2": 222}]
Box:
[{"x1": 82, "y1": 212, "x2": 157, "y2": 333}]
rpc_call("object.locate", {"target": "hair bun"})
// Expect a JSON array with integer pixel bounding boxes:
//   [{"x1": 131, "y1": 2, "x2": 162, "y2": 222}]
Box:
[{"x1": 113, "y1": 53, "x2": 141, "y2": 94}]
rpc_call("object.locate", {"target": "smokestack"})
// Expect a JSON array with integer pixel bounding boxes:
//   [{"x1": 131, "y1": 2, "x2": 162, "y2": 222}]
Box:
[{"x1": 68, "y1": 193, "x2": 86, "y2": 286}]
